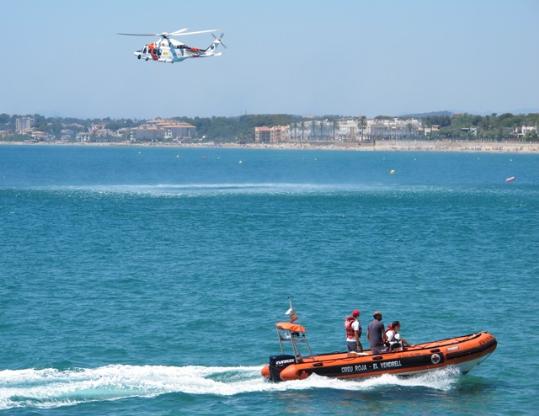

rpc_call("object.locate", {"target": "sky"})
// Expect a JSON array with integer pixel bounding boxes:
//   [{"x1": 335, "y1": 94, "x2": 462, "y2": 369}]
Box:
[{"x1": 1, "y1": 0, "x2": 538, "y2": 119}]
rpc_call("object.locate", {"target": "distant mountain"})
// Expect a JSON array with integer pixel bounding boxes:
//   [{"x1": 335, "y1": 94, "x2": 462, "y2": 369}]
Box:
[{"x1": 399, "y1": 111, "x2": 453, "y2": 119}]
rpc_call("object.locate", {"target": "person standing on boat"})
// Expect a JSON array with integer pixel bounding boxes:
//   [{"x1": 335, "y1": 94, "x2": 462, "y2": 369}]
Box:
[
  {"x1": 345, "y1": 309, "x2": 363, "y2": 352},
  {"x1": 367, "y1": 311, "x2": 387, "y2": 354}
]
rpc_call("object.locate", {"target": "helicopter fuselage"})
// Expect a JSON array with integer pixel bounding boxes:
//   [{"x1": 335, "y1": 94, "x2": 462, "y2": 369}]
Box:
[{"x1": 134, "y1": 38, "x2": 218, "y2": 63}]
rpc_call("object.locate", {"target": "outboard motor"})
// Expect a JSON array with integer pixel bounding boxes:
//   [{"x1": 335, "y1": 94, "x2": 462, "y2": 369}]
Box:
[{"x1": 268, "y1": 354, "x2": 296, "y2": 382}]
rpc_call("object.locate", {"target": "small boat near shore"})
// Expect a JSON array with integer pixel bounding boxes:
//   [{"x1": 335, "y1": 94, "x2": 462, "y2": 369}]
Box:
[{"x1": 261, "y1": 321, "x2": 497, "y2": 382}]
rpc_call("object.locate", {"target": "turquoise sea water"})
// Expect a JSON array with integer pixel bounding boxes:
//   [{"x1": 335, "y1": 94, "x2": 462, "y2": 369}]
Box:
[{"x1": 0, "y1": 145, "x2": 538, "y2": 415}]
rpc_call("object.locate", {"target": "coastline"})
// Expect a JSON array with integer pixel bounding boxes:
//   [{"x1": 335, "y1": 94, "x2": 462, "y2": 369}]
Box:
[{"x1": 1, "y1": 139, "x2": 538, "y2": 153}]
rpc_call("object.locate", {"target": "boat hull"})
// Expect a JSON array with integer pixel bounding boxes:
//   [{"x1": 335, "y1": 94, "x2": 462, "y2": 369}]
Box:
[{"x1": 261, "y1": 331, "x2": 496, "y2": 381}]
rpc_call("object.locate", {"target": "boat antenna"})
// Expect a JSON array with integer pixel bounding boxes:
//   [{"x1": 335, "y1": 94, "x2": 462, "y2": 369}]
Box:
[{"x1": 285, "y1": 297, "x2": 298, "y2": 323}]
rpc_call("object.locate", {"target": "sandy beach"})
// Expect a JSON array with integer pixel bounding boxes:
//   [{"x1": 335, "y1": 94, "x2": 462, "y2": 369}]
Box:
[
  {"x1": 2, "y1": 139, "x2": 539, "y2": 153},
  {"x1": 225, "y1": 140, "x2": 539, "y2": 153}
]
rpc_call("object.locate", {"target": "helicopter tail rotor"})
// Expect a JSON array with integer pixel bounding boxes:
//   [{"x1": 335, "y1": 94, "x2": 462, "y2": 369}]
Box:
[{"x1": 211, "y1": 33, "x2": 227, "y2": 49}]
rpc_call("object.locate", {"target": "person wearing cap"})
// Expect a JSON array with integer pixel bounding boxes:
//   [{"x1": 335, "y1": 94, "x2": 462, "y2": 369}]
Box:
[
  {"x1": 367, "y1": 311, "x2": 387, "y2": 354},
  {"x1": 344, "y1": 309, "x2": 363, "y2": 352}
]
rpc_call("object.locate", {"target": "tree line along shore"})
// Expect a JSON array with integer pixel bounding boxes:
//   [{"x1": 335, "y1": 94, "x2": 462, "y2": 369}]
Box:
[{"x1": 1, "y1": 112, "x2": 538, "y2": 145}]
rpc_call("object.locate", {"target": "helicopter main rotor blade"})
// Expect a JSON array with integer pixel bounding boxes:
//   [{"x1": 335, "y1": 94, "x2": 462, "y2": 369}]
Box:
[
  {"x1": 169, "y1": 28, "x2": 189, "y2": 35},
  {"x1": 169, "y1": 29, "x2": 218, "y2": 37},
  {"x1": 117, "y1": 33, "x2": 159, "y2": 37}
]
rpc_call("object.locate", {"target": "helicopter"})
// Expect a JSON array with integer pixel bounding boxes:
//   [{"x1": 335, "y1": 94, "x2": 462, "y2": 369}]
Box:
[{"x1": 117, "y1": 28, "x2": 226, "y2": 63}]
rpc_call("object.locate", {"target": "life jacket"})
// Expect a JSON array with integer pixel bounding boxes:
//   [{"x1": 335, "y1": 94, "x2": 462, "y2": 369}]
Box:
[
  {"x1": 385, "y1": 324, "x2": 394, "y2": 340},
  {"x1": 386, "y1": 327, "x2": 401, "y2": 347},
  {"x1": 148, "y1": 43, "x2": 158, "y2": 61},
  {"x1": 345, "y1": 316, "x2": 357, "y2": 339}
]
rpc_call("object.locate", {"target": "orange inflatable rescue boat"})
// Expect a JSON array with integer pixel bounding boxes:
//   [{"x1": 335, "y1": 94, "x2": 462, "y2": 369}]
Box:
[{"x1": 261, "y1": 316, "x2": 496, "y2": 382}]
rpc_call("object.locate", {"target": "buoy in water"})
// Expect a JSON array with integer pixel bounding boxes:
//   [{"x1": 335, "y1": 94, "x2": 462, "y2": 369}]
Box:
[
  {"x1": 389, "y1": 169, "x2": 396, "y2": 175},
  {"x1": 238, "y1": 160, "x2": 243, "y2": 164},
  {"x1": 505, "y1": 176, "x2": 516, "y2": 183}
]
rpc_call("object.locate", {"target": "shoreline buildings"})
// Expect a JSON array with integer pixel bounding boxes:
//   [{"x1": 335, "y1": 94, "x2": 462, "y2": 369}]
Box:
[
  {"x1": 15, "y1": 117, "x2": 33, "y2": 134},
  {"x1": 130, "y1": 118, "x2": 196, "y2": 142},
  {"x1": 1, "y1": 114, "x2": 537, "y2": 143},
  {"x1": 254, "y1": 126, "x2": 290, "y2": 143},
  {"x1": 258, "y1": 117, "x2": 425, "y2": 143}
]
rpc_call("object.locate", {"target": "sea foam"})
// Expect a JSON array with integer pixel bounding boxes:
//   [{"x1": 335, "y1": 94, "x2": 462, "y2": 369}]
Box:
[{"x1": 0, "y1": 364, "x2": 461, "y2": 410}]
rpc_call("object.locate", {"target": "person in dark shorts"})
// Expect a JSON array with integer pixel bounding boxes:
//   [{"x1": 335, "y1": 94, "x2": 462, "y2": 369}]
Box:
[{"x1": 367, "y1": 311, "x2": 387, "y2": 354}]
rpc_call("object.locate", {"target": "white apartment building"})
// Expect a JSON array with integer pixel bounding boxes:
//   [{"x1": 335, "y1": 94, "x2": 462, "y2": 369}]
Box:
[
  {"x1": 336, "y1": 119, "x2": 359, "y2": 141},
  {"x1": 16, "y1": 117, "x2": 33, "y2": 133},
  {"x1": 514, "y1": 125, "x2": 537, "y2": 138},
  {"x1": 365, "y1": 118, "x2": 422, "y2": 139},
  {"x1": 131, "y1": 119, "x2": 196, "y2": 141},
  {"x1": 288, "y1": 120, "x2": 335, "y2": 142},
  {"x1": 254, "y1": 126, "x2": 290, "y2": 143}
]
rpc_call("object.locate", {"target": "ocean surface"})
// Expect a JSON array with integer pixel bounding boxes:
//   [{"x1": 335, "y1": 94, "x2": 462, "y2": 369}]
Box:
[{"x1": 0, "y1": 145, "x2": 538, "y2": 415}]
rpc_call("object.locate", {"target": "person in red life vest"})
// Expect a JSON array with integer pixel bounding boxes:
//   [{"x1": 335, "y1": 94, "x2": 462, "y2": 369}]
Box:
[
  {"x1": 148, "y1": 43, "x2": 159, "y2": 61},
  {"x1": 345, "y1": 309, "x2": 363, "y2": 352}
]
